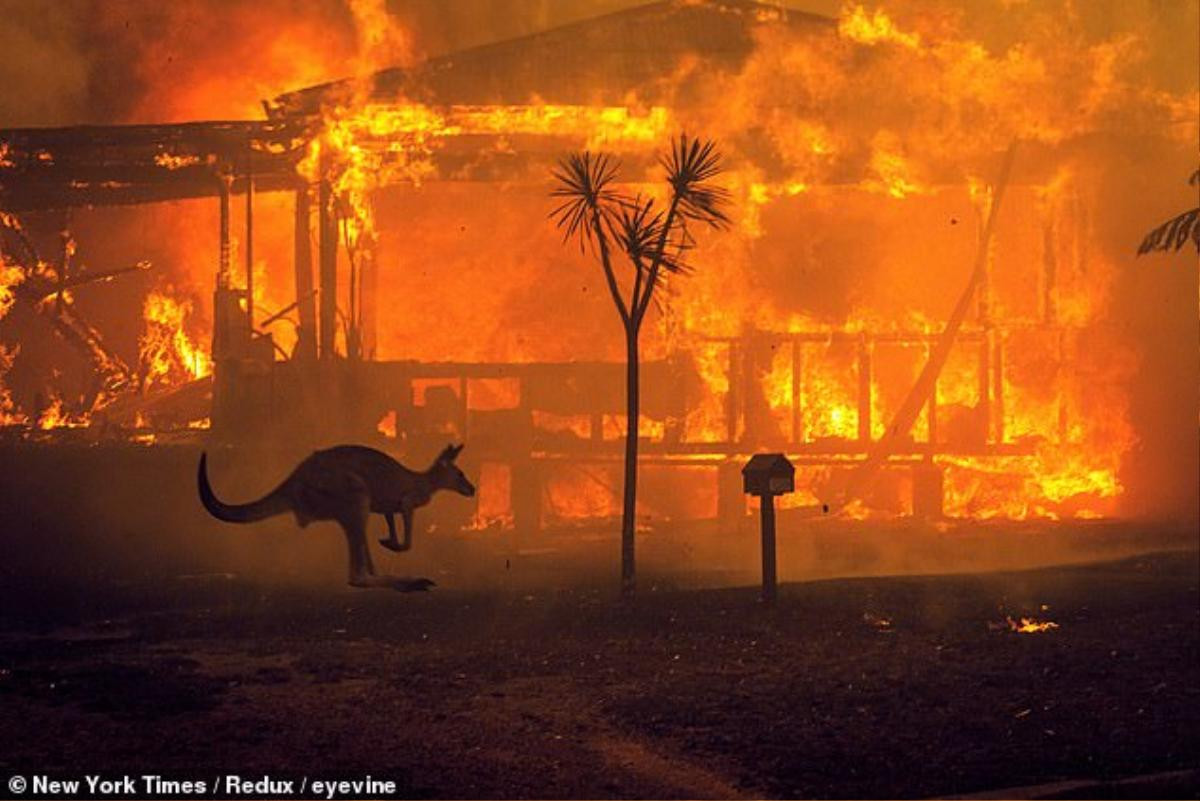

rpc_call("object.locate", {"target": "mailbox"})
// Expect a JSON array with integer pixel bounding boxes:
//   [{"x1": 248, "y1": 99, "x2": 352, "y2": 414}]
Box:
[
  {"x1": 742, "y1": 453, "x2": 795, "y2": 604},
  {"x1": 742, "y1": 453, "x2": 795, "y2": 497}
]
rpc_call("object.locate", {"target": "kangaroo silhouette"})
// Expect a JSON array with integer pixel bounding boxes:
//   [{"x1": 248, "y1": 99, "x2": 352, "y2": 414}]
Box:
[{"x1": 198, "y1": 444, "x2": 475, "y2": 591}]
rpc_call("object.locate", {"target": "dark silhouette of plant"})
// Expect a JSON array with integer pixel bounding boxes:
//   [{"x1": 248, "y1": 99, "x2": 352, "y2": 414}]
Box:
[
  {"x1": 1137, "y1": 169, "x2": 1199, "y2": 255},
  {"x1": 551, "y1": 136, "x2": 729, "y2": 596}
]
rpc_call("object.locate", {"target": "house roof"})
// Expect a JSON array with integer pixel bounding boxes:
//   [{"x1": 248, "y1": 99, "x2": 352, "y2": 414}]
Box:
[{"x1": 269, "y1": 1, "x2": 833, "y2": 116}]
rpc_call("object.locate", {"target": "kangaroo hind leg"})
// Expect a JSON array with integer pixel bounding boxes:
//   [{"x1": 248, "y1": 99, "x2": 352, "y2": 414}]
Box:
[{"x1": 342, "y1": 494, "x2": 434, "y2": 592}]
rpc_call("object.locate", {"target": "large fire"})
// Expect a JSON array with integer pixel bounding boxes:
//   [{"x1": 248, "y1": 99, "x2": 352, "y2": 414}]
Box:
[
  {"x1": 139, "y1": 289, "x2": 212, "y2": 390},
  {"x1": 0, "y1": 0, "x2": 1194, "y2": 524}
]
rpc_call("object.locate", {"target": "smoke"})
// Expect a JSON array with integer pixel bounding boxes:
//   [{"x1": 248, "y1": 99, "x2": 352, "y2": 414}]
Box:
[
  {"x1": 1, "y1": 0, "x2": 1196, "y2": 524},
  {"x1": 0, "y1": 1, "x2": 90, "y2": 126}
]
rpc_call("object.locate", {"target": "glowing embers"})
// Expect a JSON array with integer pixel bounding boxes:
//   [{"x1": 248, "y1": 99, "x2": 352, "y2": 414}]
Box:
[
  {"x1": 992, "y1": 606, "x2": 1060, "y2": 634},
  {"x1": 1006, "y1": 617, "x2": 1059, "y2": 634}
]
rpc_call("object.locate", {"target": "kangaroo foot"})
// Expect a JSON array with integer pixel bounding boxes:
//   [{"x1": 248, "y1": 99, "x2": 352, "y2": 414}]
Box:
[
  {"x1": 392, "y1": 576, "x2": 436, "y2": 592},
  {"x1": 349, "y1": 575, "x2": 436, "y2": 592},
  {"x1": 378, "y1": 538, "x2": 405, "y2": 552}
]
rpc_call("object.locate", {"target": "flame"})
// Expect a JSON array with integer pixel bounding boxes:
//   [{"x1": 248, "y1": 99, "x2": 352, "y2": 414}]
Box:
[
  {"x1": 377, "y1": 410, "x2": 397, "y2": 438},
  {"x1": 0, "y1": 343, "x2": 23, "y2": 426},
  {"x1": 1, "y1": 0, "x2": 1185, "y2": 526},
  {"x1": 154, "y1": 152, "x2": 203, "y2": 170},
  {"x1": 448, "y1": 104, "x2": 670, "y2": 150},
  {"x1": 36, "y1": 395, "x2": 87, "y2": 430},
  {"x1": 864, "y1": 134, "x2": 928, "y2": 199},
  {"x1": 0, "y1": 261, "x2": 23, "y2": 321},
  {"x1": 1006, "y1": 616, "x2": 1059, "y2": 633},
  {"x1": 838, "y1": 4, "x2": 921, "y2": 49},
  {"x1": 139, "y1": 289, "x2": 212, "y2": 390}
]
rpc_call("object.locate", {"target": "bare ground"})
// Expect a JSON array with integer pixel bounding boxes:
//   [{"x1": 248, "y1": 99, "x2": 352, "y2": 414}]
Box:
[{"x1": 0, "y1": 549, "x2": 1197, "y2": 799}]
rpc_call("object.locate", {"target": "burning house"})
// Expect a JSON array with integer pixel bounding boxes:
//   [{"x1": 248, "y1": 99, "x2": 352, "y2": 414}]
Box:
[{"x1": 0, "y1": 0, "x2": 1196, "y2": 540}]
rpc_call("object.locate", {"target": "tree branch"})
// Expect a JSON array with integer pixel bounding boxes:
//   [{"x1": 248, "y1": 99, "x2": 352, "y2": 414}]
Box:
[
  {"x1": 593, "y1": 208, "x2": 630, "y2": 325},
  {"x1": 634, "y1": 195, "x2": 681, "y2": 324}
]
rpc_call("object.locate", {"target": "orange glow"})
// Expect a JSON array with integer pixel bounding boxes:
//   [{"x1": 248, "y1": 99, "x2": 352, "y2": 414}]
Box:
[
  {"x1": 139, "y1": 289, "x2": 212, "y2": 390},
  {"x1": 838, "y1": 4, "x2": 921, "y2": 49},
  {"x1": 1006, "y1": 616, "x2": 1060, "y2": 633},
  {"x1": 1, "y1": 0, "x2": 1187, "y2": 526}
]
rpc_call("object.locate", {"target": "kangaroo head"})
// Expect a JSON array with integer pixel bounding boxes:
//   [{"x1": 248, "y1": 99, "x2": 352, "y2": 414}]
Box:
[{"x1": 430, "y1": 443, "x2": 475, "y2": 497}]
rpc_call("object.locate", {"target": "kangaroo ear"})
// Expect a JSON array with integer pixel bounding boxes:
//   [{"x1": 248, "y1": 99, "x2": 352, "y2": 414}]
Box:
[{"x1": 439, "y1": 443, "x2": 463, "y2": 463}]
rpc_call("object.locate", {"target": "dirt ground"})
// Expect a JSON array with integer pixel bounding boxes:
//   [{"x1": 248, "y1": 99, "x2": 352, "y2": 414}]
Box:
[{"x1": 1, "y1": 545, "x2": 1196, "y2": 799}]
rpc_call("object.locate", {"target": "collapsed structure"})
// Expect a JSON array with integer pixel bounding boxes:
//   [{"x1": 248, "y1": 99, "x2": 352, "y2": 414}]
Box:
[{"x1": 0, "y1": 1, "x2": 1194, "y2": 533}]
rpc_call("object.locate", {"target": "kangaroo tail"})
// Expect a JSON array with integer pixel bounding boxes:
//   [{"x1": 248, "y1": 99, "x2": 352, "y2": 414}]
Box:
[{"x1": 198, "y1": 452, "x2": 291, "y2": 524}]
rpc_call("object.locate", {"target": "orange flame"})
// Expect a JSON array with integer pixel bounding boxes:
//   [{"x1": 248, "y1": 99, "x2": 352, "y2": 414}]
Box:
[{"x1": 139, "y1": 289, "x2": 212, "y2": 390}]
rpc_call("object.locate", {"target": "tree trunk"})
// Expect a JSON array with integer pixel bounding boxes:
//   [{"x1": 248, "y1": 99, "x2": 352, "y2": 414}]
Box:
[{"x1": 621, "y1": 325, "x2": 639, "y2": 596}]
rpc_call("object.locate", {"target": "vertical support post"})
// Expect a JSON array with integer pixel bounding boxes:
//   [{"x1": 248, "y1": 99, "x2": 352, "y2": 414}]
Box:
[
  {"x1": 244, "y1": 157, "x2": 254, "y2": 333},
  {"x1": 1057, "y1": 330, "x2": 1068, "y2": 442},
  {"x1": 218, "y1": 173, "x2": 232, "y2": 288},
  {"x1": 741, "y1": 336, "x2": 758, "y2": 443},
  {"x1": 212, "y1": 172, "x2": 233, "y2": 361},
  {"x1": 360, "y1": 245, "x2": 378, "y2": 359},
  {"x1": 318, "y1": 173, "x2": 337, "y2": 360},
  {"x1": 791, "y1": 339, "x2": 802, "y2": 445},
  {"x1": 1042, "y1": 217, "x2": 1058, "y2": 325},
  {"x1": 926, "y1": 341, "x2": 938, "y2": 445},
  {"x1": 293, "y1": 186, "x2": 317, "y2": 361},
  {"x1": 759, "y1": 494, "x2": 777, "y2": 604},
  {"x1": 978, "y1": 205, "x2": 994, "y2": 447},
  {"x1": 978, "y1": 338, "x2": 990, "y2": 445},
  {"x1": 725, "y1": 341, "x2": 740, "y2": 445},
  {"x1": 458, "y1": 376, "x2": 468, "y2": 441},
  {"x1": 857, "y1": 335, "x2": 872, "y2": 443},
  {"x1": 211, "y1": 171, "x2": 235, "y2": 434},
  {"x1": 992, "y1": 332, "x2": 1004, "y2": 444}
]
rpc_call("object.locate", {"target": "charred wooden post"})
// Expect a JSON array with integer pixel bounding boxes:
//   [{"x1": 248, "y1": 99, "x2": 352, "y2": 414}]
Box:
[
  {"x1": 359, "y1": 244, "x2": 378, "y2": 360},
  {"x1": 927, "y1": 342, "x2": 939, "y2": 444},
  {"x1": 978, "y1": 338, "x2": 991, "y2": 443},
  {"x1": 244, "y1": 154, "x2": 254, "y2": 333},
  {"x1": 212, "y1": 170, "x2": 240, "y2": 362},
  {"x1": 292, "y1": 185, "x2": 317, "y2": 361},
  {"x1": 857, "y1": 335, "x2": 872, "y2": 444},
  {"x1": 791, "y1": 341, "x2": 803, "y2": 445},
  {"x1": 1042, "y1": 216, "x2": 1058, "y2": 324},
  {"x1": 218, "y1": 171, "x2": 232, "y2": 287},
  {"x1": 743, "y1": 453, "x2": 795, "y2": 604},
  {"x1": 725, "y1": 341, "x2": 741, "y2": 444},
  {"x1": 318, "y1": 161, "x2": 337, "y2": 360},
  {"x1": 991, "y1": 332, "x2": 1005, "y2": 444}
]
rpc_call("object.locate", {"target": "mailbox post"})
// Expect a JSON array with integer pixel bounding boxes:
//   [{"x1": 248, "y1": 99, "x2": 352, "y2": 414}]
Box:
[{"x1": 742, "y1": 453, "x2": 795, "y2": 603}]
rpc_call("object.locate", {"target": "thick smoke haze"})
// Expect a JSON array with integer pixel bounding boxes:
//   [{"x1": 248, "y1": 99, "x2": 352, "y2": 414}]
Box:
[
  {"x1": 0, "y1": 0, "x2": 1195, "y2": 525},
  {"x1": 0, "y1": 1, "x2": 853, "y2": 127}
]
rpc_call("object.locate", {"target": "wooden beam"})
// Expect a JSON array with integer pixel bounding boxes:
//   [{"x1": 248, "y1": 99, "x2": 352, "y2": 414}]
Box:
[
  {"x1": 292, "y1": 186, "x2": 317, "y2": 361},
  {"x1": 318, "y1": 172, "x2": 337, "y2": 359}
]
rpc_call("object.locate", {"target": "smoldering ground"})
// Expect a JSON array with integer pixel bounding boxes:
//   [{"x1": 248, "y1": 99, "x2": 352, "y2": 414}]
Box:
[{"x1": 0, "y1": 446, "x2": 1196, "y2": 798}]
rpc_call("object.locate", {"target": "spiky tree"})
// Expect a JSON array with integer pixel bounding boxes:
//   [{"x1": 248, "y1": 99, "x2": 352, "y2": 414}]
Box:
[
  {"x1": 551, "y1": 135, "x2": 729, "y2": 596},
  {"x1": 1137, "y1": 169, "x2": 1200, "y2": 255}
]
